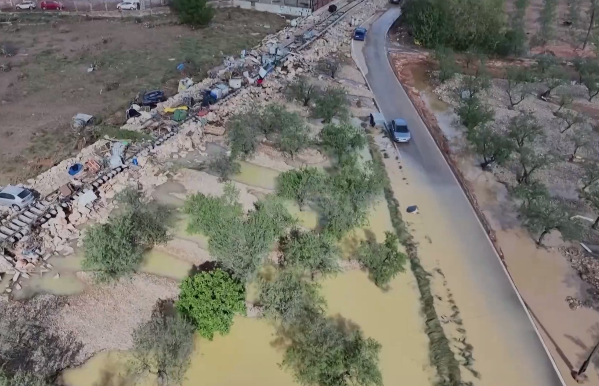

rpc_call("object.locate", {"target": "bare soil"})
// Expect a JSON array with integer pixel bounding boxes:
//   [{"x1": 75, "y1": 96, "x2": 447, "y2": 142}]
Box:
[{"x1": 0, "y1": 10, "x2": 287, "y2": 184}]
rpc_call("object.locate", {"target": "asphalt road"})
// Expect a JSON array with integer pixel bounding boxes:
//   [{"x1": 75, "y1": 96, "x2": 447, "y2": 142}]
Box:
[{"x1": 360, "y1": 7, "x2": 565, "y2": 386}]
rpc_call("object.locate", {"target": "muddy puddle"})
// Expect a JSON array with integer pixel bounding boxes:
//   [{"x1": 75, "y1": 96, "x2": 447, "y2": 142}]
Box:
[{"x1": 230, "y1": 161, "x2": 280, "y2": 190}]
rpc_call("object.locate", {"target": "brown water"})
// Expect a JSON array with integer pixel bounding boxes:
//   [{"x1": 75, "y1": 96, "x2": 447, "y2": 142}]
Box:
[
  {"x1": 231, "y1": 161, "x2": 280, "y2": 190},
  {"x1": 61, "y1": 191, "x2": 432, "y2": 386}
]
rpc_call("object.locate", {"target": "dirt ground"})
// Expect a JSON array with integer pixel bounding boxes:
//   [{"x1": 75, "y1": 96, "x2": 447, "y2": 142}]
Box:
[{"x1": 0, "y1": 9, "x2": 287, "y2": 185}]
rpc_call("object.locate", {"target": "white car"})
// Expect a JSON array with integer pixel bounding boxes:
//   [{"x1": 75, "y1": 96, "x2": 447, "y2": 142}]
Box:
[
  {"x1": 15, "y1": 0, "x2": 36, "y2": 9},
  {"x1": 117, "y1": 1, "x2": 139, "y2": 10},
  {"x1": 0, "y1": 185, "x2": 35, "y2": 211}
]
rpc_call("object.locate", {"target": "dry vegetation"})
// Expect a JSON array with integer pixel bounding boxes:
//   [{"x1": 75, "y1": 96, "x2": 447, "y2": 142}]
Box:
[{"x1": 0, "y1": 9, "x2": 286, "y2": 184}]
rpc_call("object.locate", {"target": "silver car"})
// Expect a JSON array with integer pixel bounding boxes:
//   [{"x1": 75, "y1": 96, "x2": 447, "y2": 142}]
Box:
[
  {"x1": 390, "y1": 118, "x2": 411, "y2": 143},
  {"x1": 0, "y1": 185, "x2": 35, "y2": 210}
]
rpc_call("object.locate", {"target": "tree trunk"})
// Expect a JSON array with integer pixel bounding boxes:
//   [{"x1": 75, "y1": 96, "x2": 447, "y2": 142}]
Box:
[
  {"x1": 537, "y1": 230, "x2": 549, "y2": 245},
  {"x1": 593, "y1": 216, "x2": 599, "y2": 229},
  {"x1": 583, "y1": 6, "x2": 596, "y2": 50}
]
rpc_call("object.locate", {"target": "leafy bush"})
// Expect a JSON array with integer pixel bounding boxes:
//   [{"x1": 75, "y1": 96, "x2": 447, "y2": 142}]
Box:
[
  {"x1": 176, "y1": 269, "x2": 246, "y2": 340},
  {"x1": 276, "y1": 167, "x2": 326, "y2": 209},
  {"x1": 258, "y1": 269, "x2": 326, "y2": 325},
  {"x1": 312, "y1": 86, "x2": 349, "y2": 123},
  {"x1": 185, "y1": 185, "x2": 294, "y2": 281},
  {"x1": 280, "y1": 229, "x2": 340, "y2": 278},
  {"x1": 209, "y1": 154, "x2": 241, "y2": 181},
  {"x1": 226, "y1": 105, "x2": 263, "y2": 159},
  {"x1": 286, "y1": 76, "x2": 319, "y2": 106},
  {"x1": 465, "y1": 123, "x2": 514, "y2": 169},
  {"x1": 282, "y1": 316, "x2": 383, "y2": 386},
  {"x1": 0, "y1": 370, "x2": 48, "y2": 386},
  {"x1": 131, "y1": 309, "x2": 195, "y2": 384},
  {"x1": 172, "y1": 0, "x2": 215, "y2": 26},
  {"x1": 319, "y1": 122, "x2": 367, "y2": 164},
  {"x1": 317, "y1": 57, "x2": 342, "y2": 78},
  {"x1": 83, "y1": 189, "x2": 171, "y2": 282},
  {"x1": 357, "y1": 232, "x2": 407, "y2": 288}
]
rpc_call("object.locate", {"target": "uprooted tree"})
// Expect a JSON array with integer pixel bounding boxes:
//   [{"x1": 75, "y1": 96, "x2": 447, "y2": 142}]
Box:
[
  {"x1": 176, "y1": 268, "x2": 246, "y2": 340},
  {"x1": 82, "y1": 188, "x2": 172, "y2": 282},
  {"x1": 356, "y1": 231, "x2": 407, "y2": 288}
]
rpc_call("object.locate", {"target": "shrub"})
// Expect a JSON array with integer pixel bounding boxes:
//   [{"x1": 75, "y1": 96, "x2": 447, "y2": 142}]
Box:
[
  {"x1": 434, "y1": 46, "x2": 459, "y2": 82},
  {"x1": 276, "y1": 167, "x2": 326, "y2": 209},
  {"x1": 356, "y1": 232, "x2": 407, "y2": 288},
  {"x1": 82, "y1": 189, "x2": 171, "y2": 282},
  {"x1": 312, "y1": 86, "x2": 349, "y2": 123},
  {"x1": 258, "y1": 269, "x2": 326, "y2": 325},
  {"x1": 172, "y1": 0, "x2": 215, "y2": 26},
  {"x1": 317, "y1": 57, "x2": 342, "y2": 78},
  {"x1": 280, "y1": 229, "x2": 340, "y2": 278},
  {"x1": 226, "y1": 105, "x2": 263, "y2": 159},
  {"x1": 131, "y1": 309, "x2": 195, "y2": 384},
  {"x1": 176, "y1": 269, "x2": 246, "y2": 340}
]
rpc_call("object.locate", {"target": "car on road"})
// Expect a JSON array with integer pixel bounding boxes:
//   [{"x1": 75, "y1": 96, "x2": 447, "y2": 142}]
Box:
[
  {"x1": 41, "y1": 0, "x2": 63, "y2": 10},
  {"x1": 0, "y1": 186, "x2": 35, "y2": 211},
  {"x1": 353, "y1": 27, "x2": 367, "y2": 41},
  {"x1": 15, "y1": 1, "x2": 36, "y2": 10},
  {"x1": 389, "y1": 118, "x2": 411, "y2": 143},
  {"x1": 117, "y1": 0, "x2": 140, "y2": 10}
]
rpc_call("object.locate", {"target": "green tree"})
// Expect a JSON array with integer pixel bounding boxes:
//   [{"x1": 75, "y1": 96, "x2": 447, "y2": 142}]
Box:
[
  {"x1": 0, "y1": 370, "x2": 48, "y2": 386},
  {"x1": 260, "y1": 104, "x2": 292, "y2": 138},
  {"x1": 317, "y1": 57, "x2": 343, "y2": 78},
  {"x1": 461, "y1": 62, "x2": 491, "y2": 98},
  {"x1": 276, "y1": 167, "x2": 326, "y2": 210},
  {"x1": 172, "y1": 0, "x2": 215, "y2": 26},
  {"x1": 434, "y1": 46, "x2": 459, "y2": 82},
  {"x1": 131, "y1": 311, "x2": 195, "y2": 385},
  {"x1": 356, "y1": 231, "x2": 407, "y2": 288},
  {"x1": 555, "y1": 110, "x2": 584, "y2": 133},
  {"x1": 226, "y1": 105, "x2": 263, "y2": 159},
  {"x1": 505, "y1": 66, "x2": 531, "y2": 108},
  {"x1": 83, "y1": 190, "x2": 171, "y2": 282},
  {"x1": 515, "y1": 148, "x2": 554, "y2": 184},
  {"x1": 581, "y1": 161, "x2": 599, "y2": 191},
  {"x1": 185, "y1": 187, "x2": 294, "y2": 281},
  {"x1": 519, "y1": 195, "x2": 582, "y2": 245},
  {"x1": 312, "y1": 86, "x2": 349, "y2": 123},
  {"x1": 466, "y1": 123, "x2": 514, "y2": 169},
  {"x1": 555, "y1": 94, "x2": 573, "y2": 113},
  {"x1": 319, "y1": 122, "x2": 367, "y2": 163},
  {"x1": 582, "y1": 72, "x2": 599, "y2": 101},
  {"x1": 456, "y1": 96, "x2": 494, "y2": 130},
  {"x1": 277, "y1": 117, "x2": 311, "y2": 159},
  {"x1": 286, "y1": 76, "x2": 319, "y2": 107},
  {"x1": 282, "y1": 316, "x2": 383, "y2": 386},
  {"x1": 280, "y1": 229, "x2": 340, "y2": 278},
  {"x1": 258, "y1": 269, "x2": 326, "y2": 325},
  {"x1": 209, "y1": 154, "x2": 241, "y2": 182},
  {"x1": 535, "y1": 0, "x2": 558, "y2": 46},
  {"x1": 539, "y1": 66, "x2": 568, "y2": 98},
  {"x1": 534, "y1": 54, "x2": 557, "y2": 75},
  {"x1": 512, "y1": 180, "x2": 550, "y2": 208},
  {"x1": 176, "y1": 269, "x2": 246, "y2": 340},
  {"x1": 507, "y1": 113, "x2": 543, "y2": 149},
  {"x1": 567, "y1": 127, "x2": 591, "y2": 161}
]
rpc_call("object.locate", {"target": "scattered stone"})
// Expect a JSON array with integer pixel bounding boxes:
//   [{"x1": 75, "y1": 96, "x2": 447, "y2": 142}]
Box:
[{"x1": 53, "y1": 273, "x2": 60, "y2": 279}]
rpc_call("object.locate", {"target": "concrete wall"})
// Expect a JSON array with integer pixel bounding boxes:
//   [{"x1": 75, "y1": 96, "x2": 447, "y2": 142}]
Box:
[{"x1": 233, "y1": 0, "x2": 311, "y2": 16}]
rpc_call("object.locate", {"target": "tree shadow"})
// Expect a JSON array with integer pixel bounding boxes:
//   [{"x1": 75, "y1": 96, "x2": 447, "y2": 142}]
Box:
[{"x1": 564, "y1": 322, "x2": 599, "y2": 374}]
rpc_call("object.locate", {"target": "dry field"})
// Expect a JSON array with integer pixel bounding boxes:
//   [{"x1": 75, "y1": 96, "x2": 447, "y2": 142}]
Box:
[{"x1": 0, "y1": 9, "x2": 287, "y2": 184}]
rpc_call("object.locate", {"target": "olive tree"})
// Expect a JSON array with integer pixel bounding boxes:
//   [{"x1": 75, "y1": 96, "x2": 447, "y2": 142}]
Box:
[
  {"x1": 319, "y1": 122, "x2": 367, "y2": 163},
  {"x1": 567, "y1": 127, "x2": 591, "y2": 161},
  {"x1": 258, "y1": 269, "x2": 326, "y2": 325},
  {"x1": 282, "y1": 316, "x2": 383, "y2": 386},
  {"x1": 505, "y1": 66, "x2": 531, "y2": 108},
  {"x1": 507, "y1": 113, "x2": 543, "y2": 149},
  {"x1": 317, "y1": 56, "x2": 343, "y2": 78},
  {"x1": 356, "y1": 232, "x2": 407, "y2": 288},
  {"x1": 276, "y1": 167, "x2": 326, "y2": 210},
  {"x1": 286, "y1": 76, "x2": 319, "y2": 107},
  {"x1": 279, "y1": 229, "x2": 340, "y2": 278},
  {"x1": 582, "y1": 186, "x2": 599, "y2": 228},
  {"x1": 434, "y1": 46, "x2": 459, "y2": 82},
  {"x1": 581, "y1": 161, "x2": 599, "y2": 191},
  {"x1": 456, "y1": 96, "x2": 494, "y2": 130},
  {"x1": 176, "y1": 269, "x2": 246, "y2": 340},
  {"x1": 312, "y1": 86, "x2": 349, "y2": 123},
  {"x1": 209, "y1": 154, "x2": 241, "y2": 181},
  {"x1": 131, "y1": 309, "x2": 195, "y2": 385},
  {"x1": 226, "y1": 105, "x2": 263, "y2": 159},
  {"x1": 515, "y1": 147, "x2": 554, "y2": 185},
  {"x1": 519, "y1": 195, "x2": 582, "y2": 245},
  {"x1": 556, "y1": 110, "x2": 584, "y2": 133},
  {"x1": 465, "y1": 123, "x2": 514, "y2": 169}
]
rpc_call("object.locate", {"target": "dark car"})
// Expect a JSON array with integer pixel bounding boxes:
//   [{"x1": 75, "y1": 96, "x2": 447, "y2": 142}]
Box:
[
  {"x1": 41, "y1": 0, "x2": 63, "y2": 9},
  {"x1": 353, "y1": 27, "x2": 367, "y2": 41},
  {"x1": 140, "y1": 90, "x2": 166, "y2": 107},
  {"x1": 390, "y1": 118, "x2": 411, "y2": 143}
]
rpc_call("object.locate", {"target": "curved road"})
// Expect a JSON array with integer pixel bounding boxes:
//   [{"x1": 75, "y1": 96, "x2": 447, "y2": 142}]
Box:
[{"x1": 358, "y1": 7, "x2": 565, "y2": 386}]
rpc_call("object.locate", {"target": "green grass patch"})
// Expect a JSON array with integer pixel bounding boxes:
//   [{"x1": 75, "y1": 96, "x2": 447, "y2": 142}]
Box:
[{"x1": 96, "y1": 125, "x2": 153, "y2": 142}]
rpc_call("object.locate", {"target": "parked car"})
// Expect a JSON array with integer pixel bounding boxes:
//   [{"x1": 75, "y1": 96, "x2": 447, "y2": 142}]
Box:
[
  {"x1": 390, "y1": 118, "x2": 411, "y2": 143},
  {"x1": 41, "y1": 1, "x2": 63, "y2": 10},
  {"x1": 117, "y1": 0, "x2": 139, "y2": 10},
  {"x1": 15, "y1": 1, "x2": 36, "y2": 10},
  {"x1": 353, "y1": 27, "x2": 367, "y2": 41},
  {"x1": 140, "y1": 90, "x2": 166, "y2": 106},
  {"x1": 0, "y1": 186, "x2": 35, "y2": 211}
]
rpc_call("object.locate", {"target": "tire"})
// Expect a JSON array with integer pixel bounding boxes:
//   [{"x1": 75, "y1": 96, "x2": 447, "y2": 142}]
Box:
[{"x1": 11, "y1": 204, "x2": 20, "y2": 211}]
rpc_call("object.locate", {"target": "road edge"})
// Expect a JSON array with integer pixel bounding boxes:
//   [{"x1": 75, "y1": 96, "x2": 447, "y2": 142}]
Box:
[{"x1": 351, "y1": 10, "x2": 568, "y2": 386}]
